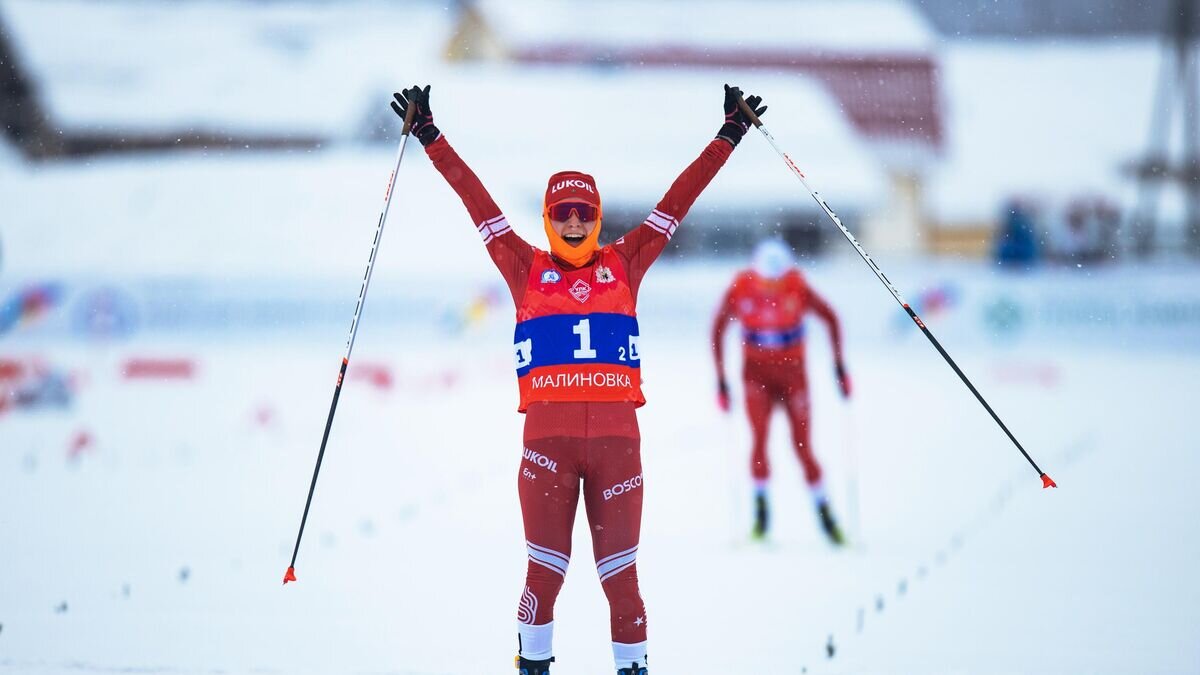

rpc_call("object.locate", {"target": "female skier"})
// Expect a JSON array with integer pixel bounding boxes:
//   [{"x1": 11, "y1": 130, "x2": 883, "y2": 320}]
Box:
[
  {"x1": 391, "y1": 84, "x2": 767, "y2": 675},
  {"x1": 711, "y1": 238, "x2": 851, "y2": 545}
]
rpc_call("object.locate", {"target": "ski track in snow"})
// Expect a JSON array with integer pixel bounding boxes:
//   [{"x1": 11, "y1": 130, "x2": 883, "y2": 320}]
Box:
[{"x1": 2, "y1": 334, "x2": 1197, "y2": 674}]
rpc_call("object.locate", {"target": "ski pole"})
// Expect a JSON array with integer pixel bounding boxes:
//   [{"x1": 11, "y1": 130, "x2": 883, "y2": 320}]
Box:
[
  {"x1": 736, "y1": 96, "x2": 1056, "y2": 489},
  {"x1": 283, "y1": 99, "x2": 418, "y2": 586},
  {"x1": 841, "y1": 402, "x2": 861, "y2": 543}
]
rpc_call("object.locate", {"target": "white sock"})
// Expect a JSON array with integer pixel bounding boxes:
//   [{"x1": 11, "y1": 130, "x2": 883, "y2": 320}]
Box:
[
  {"x1": 518, "y1": 620, "x2": 554, "y2": 661},
  {"x1": 753, "y1": 479, "x2": 769, "y2": 497},
  {"x1": 613, "y1": 640, "x2": 647, "y2": 670},
  {"x1": 810, "y1": 480, "x2": 828, "y2": 508}
]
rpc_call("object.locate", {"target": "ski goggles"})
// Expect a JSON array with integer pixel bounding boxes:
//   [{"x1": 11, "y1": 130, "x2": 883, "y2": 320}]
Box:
[{"x1": 547, "y1": 201, "x2": 599, "y2": 223}]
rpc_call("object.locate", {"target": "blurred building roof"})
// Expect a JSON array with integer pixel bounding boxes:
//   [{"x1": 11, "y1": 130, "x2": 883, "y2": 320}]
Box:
[
  {"x1": 429, "y1": 69, "x2": 886, "y2": 211},
  {"x1": 477, "y1": 0, "x2": 946, "y2": 162},
  {"x1": 486, "y1": 0, "x2": 936, "y2": 53},
  {"x1": 0, "y1": 0, "x2": 452, "y2": 137},
  {"x1": 911, "y1": 0, "x2": 1194, "y2": 38},
  {"x1": 0, "y1": 0, "x2": 329, "y2": 157},
  {"x1": 0, "y1": 0, "x2": 885, "y2": 203}
]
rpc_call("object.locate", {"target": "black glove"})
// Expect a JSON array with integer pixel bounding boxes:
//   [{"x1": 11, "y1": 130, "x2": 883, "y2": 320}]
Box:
[
  {"x1": 390, "y1": 85, "x2": 440, "y2": 147},
  {"x1": 717, "y1": 377, "x2": 731, "y2": 412},
  {"x1": 717, "y1": 84, "x2": 766, "y2": 148}
]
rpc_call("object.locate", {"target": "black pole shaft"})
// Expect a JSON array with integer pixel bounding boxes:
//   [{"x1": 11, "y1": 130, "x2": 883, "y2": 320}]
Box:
[
  {"x1": 284, "y1": 100, "x2": 418, "y2": 584},
  {"x1": 903, "y1": 306, "x2": 1044, "y2": 476},
  {"x1": 288, "y1": 358, "x2": 348, "y2": 570}
]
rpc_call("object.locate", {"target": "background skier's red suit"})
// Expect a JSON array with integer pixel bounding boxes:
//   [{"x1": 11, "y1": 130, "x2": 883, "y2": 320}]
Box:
[{"x1": 712, "y1": 268, "x2": 844, "y2": 485}]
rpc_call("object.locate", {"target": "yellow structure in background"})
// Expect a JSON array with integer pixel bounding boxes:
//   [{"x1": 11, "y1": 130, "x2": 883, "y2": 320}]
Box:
[{"x1": 444, "y1": 1, "x2": 508, "y2": 62}]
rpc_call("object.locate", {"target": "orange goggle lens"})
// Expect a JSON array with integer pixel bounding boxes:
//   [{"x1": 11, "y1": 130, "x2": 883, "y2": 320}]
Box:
[{"x1": 548, "y1": 202, "x2": 598, "y2": 222}]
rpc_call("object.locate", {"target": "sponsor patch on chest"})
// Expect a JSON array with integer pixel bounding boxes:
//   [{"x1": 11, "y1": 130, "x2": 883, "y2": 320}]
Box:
[{"x1": 569, "y1": 278, "x2": 592, "y2": 303}]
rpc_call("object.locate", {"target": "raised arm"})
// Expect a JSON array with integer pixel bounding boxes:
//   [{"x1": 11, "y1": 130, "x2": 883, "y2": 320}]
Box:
[
  {"x1": 807, "y1": 286, "x2": 852, "y2": 399},
  {"x1": 614, "y1": 85, "x2": 768, "y2": 295},
  {"x1": 392, "y1": 86, "x2": 534, "y2": 304}
]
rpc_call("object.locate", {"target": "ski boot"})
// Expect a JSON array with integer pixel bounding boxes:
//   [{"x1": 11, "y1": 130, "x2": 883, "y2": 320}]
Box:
[
  {"x1": 515, "y1": 656, "x2": 554, "y2": 674},
  {"x1": 617, "y1": 662, "x2": 648, "y2": 675},
  {"x1": 751, "y1": 492, "x2": 770, "y2": 540},
  {"x1": 816, "y1": 500, "x2": 845, "y2": 546}
]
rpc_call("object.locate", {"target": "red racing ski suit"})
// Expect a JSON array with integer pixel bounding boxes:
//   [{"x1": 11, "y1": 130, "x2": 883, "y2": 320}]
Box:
[{"x1": 426, "y1": 133, "x2": 733, "y2": 659}]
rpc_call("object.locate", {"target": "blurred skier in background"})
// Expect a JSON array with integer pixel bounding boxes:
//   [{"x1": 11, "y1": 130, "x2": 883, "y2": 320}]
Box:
[
  {"x1": 712, "y1": 239, "x2": 850, "y2": 545},
  {"x1": 393, "y1": 83, "x2": 767, "y2": 675}
]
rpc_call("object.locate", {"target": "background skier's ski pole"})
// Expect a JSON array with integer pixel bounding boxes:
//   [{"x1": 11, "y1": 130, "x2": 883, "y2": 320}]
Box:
[
  {"x1": 736, "y1": 96, "x2": 1056, "y2": 489},
  {"x1": 282, "y1": 100, "x2": 418, "y2": 586},
  {"x1": 841, "y1": 403, "x2": 861, "y2": 543}
]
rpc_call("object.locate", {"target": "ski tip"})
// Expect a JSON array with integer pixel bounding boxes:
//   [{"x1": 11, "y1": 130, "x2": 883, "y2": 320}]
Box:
[
  {"x1": 1041, "y1": 473, "x2": 1057, "y2": 489},
  {"x1": 283, "y1": 566, "x2": 297, "y2": 585}
]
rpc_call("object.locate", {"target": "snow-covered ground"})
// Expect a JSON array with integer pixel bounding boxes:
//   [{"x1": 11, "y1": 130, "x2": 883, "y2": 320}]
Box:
[{"x1": 2, "y1": 320, "x2": 1197, "y2": 674}]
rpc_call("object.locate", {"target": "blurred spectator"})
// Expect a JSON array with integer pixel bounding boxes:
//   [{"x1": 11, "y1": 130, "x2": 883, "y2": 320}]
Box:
[
  {"x1": 1046, "y1": 196, "x2": 1121, "y2": 266},
  {"x1": 1050, "y1": 199, "x2": 1101, "y2": 264},
  {"x1": 994, "y1": 198, "x2": 1040, "y2": 268}
]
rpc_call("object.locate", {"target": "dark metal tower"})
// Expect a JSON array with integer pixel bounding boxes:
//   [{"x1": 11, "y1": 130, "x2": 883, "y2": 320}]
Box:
[{"x1": 1130, "y1": 0, "x2": 1200, "y2": 257}]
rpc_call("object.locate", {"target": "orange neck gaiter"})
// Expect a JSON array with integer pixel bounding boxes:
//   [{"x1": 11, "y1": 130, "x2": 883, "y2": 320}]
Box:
[{"x1": 543, "y1": 210, "x2": 603, "y2": 268}]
